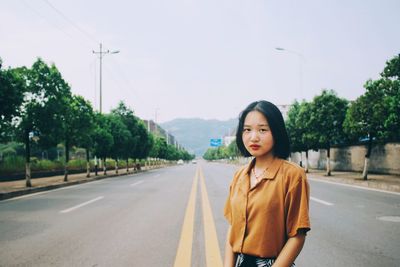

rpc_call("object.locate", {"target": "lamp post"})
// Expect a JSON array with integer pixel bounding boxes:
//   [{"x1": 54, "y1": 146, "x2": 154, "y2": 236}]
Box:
[
  {"x1": 92, "y1": 43, "x2": 120, "y2": 113},
  {"x1": 276, "y1": 47, "x2": 307, "y2": 168},
  {"x1": 275, "y1": 47, "x2": 304, "y2": 100}
]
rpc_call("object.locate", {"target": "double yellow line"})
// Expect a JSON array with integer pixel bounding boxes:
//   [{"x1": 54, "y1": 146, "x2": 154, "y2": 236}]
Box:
[{"x1": 173, "y1": 166, "x2": 223, "y2": 267}]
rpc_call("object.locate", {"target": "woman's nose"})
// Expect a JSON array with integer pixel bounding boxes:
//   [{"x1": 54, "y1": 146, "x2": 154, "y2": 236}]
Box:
[{"x1": 250, "y1": 131, "x2": 259, "y2": 141}]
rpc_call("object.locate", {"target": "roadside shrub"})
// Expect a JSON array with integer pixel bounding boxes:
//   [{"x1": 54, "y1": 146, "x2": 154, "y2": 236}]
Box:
[{"x1": 0, "y1": 156, "x2": 25, "y2": 173}]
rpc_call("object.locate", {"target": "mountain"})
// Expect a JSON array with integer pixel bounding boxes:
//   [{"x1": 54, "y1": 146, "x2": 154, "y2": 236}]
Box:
[{"x1": 160, "y1": 118, "x2": 238, "y2": 156}]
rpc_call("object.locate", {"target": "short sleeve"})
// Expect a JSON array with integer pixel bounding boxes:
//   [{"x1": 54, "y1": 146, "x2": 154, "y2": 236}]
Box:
[
  {"x1": 285, "y1": 172, "x2": 311, "y2": 237},
  {"x1": 223, "y1": 184, "x2": 233, "y2": 225}
]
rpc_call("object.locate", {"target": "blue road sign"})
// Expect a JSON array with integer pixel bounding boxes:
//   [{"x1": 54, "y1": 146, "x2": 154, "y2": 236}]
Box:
[{"x1": 210, "y1": 138, "x2": 222, "y2": 147}]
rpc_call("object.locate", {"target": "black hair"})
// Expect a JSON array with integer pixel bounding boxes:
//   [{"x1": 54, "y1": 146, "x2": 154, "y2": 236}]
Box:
[{"x1": 235, "y1": 100, "x2": 290, "y2": 159}]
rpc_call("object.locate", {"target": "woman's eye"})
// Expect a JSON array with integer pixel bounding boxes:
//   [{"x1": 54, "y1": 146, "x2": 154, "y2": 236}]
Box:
[
  {"x1": 260, "y1": 128, "x2": 269, "y2": 132},
  {"x1": 243, "y1": 128, "x2": 251, "y2": 132}
]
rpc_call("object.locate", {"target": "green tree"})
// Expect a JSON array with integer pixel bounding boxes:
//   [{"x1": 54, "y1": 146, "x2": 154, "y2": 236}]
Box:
[
  {"x1": 149, "y1": 136, "x2": 169, "y2": 159},
  {"x1": 134, "y1": 121, "x2": 153, "y2": 160},
  {"x1": 381, "y1": 54, "x2": 400, "y2": 79},
  {"x1": 286, "y1": 101, "x2": 318, "y2": 172},
  {"x1": 112, "y1": 102, "x2": 138, "y2": 171},
  {"x1": 344, "y1": 55, "x2": 400, "y2": 179},
  {"x1": 381, "y1": 55, "x2": 400, "y2": 141},
  {"x1": 227, "y1": 140, "x2": 239, "y2": 158},
  {"x1": 344, "y1": 80, "x2": 389, "y2": 179},
  {"x1": 309, "y1": 90, "x2": 348, "y2": 176},
  {"x1": 0, "y1": 60, "x2": 25, "y2": 142},
  {"x1": 92, "y1": 113, "x2": 114, "y2": 175},
  {"x1": 111, "y1": 102, "x2": 153, "y2": 170},
  {"x1": 63, "y1": 95, "x2": 95, "y2": 181},
  {"x1": 13, "y1": 59, "x2": 72, "y2": 186},
  {"x1": 107, "y1": 114, "x2": 132, "y2": 174}
]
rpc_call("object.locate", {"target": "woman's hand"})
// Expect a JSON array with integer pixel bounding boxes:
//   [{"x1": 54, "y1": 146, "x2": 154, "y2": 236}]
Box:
[{"x1": 224, "y1": 226, "x2": 237, "y2": 267}]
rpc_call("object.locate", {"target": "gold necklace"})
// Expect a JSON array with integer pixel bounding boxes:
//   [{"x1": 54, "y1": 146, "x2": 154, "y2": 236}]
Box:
[{"x1": 252, "y1": 167, "x2": 267, "y2": 182}]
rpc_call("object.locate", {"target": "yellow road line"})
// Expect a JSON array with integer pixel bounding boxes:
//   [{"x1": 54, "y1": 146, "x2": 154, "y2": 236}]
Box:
[
  {"x1": 173, "y1": 168, "x2": 199, "y2": 267},
  {"x1": 199, "y1": 167, "x2": 223, "y2": 267}
]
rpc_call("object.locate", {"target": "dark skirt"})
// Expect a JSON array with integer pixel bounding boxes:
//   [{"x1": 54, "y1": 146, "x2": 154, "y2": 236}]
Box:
[{"x1": 235, "y1": 253, "x2": 295, "y2": 267}]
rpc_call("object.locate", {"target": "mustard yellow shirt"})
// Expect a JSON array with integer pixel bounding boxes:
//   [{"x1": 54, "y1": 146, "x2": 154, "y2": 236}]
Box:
[{"x1": 224, "y1": 158, "x2": 311, "y2": 258}]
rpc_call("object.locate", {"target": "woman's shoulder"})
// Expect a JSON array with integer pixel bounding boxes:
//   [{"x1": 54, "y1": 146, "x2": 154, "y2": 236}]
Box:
[
  {"x1": 230, "y1": 163, "x2": 250, "y2": 184},
  {"x1": 279, "y1": 160, "x2": 307, "y2": 183}
]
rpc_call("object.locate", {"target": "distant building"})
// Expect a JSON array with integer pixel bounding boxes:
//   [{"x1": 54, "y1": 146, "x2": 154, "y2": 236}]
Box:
[
  {"x1": 224, "y1": 135, "x2": 236, "y2": 146},
  {"x1": 223, "y1": 127, "x2": 237, "y2": 146},
  {"x1": 143, "y1": 119, "x2": 182, "y2": 149}
]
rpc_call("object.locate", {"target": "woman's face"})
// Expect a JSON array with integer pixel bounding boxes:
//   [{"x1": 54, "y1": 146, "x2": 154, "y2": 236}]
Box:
[{"x1": 242, "y1": 110, "x2": 275, "y2": 158}]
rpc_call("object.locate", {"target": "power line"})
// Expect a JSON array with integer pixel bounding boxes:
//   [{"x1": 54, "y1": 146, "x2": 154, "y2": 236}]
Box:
[
  {"x1": 20, "y1": 0, "x2": 93, "y2": 51},
  {"x1": 42, "y1": 0, "x2": 99, "y2": 45}
]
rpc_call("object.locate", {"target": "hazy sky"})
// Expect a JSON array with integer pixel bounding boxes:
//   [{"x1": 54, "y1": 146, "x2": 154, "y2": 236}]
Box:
[{"x1": 2, "y1": 0, "x2": 399, "y2": 123}]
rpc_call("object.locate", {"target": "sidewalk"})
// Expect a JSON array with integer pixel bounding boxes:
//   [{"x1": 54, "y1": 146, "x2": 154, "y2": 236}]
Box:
[
  {"x1": 306, "y1": 169, "x2": 400, "y2": 193},
  {"x1": 0, "y1": 166, "x2": 161, "y2": 201}
]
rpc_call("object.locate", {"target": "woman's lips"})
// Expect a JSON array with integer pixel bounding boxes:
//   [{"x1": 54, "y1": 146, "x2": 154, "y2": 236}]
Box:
[{"x1": 249, "y1": 145, "x2": 261, "y2": 150}]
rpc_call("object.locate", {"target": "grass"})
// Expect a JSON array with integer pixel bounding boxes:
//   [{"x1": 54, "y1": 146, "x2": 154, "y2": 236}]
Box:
[{"x1": 0, "y1": 156, "x2": 149, "y2": 175}]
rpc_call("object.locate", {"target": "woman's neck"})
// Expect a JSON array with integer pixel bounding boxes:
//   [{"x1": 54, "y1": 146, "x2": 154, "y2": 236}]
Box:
[{"x1": 254, "y1": 153, "x2": 275, "y2": 170}]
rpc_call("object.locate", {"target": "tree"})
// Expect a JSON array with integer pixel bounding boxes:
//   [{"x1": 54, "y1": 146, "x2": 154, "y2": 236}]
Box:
[
  {"x1": 227, "y1": 140, "x2": 239, "y2": 158},
  {"x1": 309, "y1": 90, "x2": 348, "y2": 176},
  {"x1": 134, "y1": 120, "x2": 153, "y2": 160},
  {"x1": 381, "y1": 54, "x2": 400, "y2": 79},
  {"x1": 0, "y1": 60, "x2": 25, "y2": 142},
  {"x1": 92, "y1": 113, "x2": 114, "y2": 175},
  {"x1": 13, "y1": 59, "x2": 72, "y2": 186},
  {"x1": 63, "y1": 95, "x2": 95, "y2": 181},
  {"x1": 107, "y1": 114, "x2": 132, "y2": 174},
  {"x1": 286, "y1": 101, "x2": 318, "y2": 172},
  {"x1": 344, "y1": 55, "x2": 400, "y2": 179},
  {"x1": 381, "y1": 55, "x2": 400, "y2": 141},
  {"x1": 150, "y1": 136, "x2": 168, "y2": 159},
  {"x1": 112, "y1": 102, "x2": 138, "y2": 171}
]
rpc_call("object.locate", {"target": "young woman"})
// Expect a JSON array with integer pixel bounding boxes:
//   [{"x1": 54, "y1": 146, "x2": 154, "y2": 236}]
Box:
[{"x1": 224, "y1": 100, "x2": 311, "y2": 267}]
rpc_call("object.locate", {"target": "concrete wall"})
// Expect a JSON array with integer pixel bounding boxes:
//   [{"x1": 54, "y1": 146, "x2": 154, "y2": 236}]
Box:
[{"x1": 290, "y1": 142, "x2": 400, "y2": 175}]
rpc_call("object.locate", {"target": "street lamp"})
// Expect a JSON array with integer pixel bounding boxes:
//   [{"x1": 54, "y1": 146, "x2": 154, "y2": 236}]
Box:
[
  {"x1": 92, "y1": 43, "x2": 120, "y2": 113},
  {"x1": 275, "y1": 47, "x2": 304, "y2": 100}
]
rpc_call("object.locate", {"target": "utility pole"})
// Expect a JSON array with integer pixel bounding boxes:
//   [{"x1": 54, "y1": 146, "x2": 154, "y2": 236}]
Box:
[{"x1": 92, "y1": 43, "x2": 119, "y2": 113}]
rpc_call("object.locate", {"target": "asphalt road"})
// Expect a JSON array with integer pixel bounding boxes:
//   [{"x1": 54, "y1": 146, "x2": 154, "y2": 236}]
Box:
[{"x1": 0, "y1": 161, "x2": 399, "y2": 266}]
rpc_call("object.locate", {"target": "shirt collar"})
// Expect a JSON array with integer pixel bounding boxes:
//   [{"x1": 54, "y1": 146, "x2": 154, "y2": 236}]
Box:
[{"x1": 245, "y1": 157, "x2": 284, "y2": 180}]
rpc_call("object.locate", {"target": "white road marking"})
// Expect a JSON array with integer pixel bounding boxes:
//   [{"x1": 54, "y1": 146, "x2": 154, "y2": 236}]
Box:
[
  {"x1": 2, "y1": 180, "x2": 106, "y2": 202},
  {"x1": 310, "y1": 196, "x2": 334, "y2": 206},
  {"x1": 60, "y1": 196, "x2": 104, "y2": 213},
  {"x1": 308, "y1": 177, "x2": 400, "y2": 196},
  {"x1": 130, "y1": 181, "x2": 144, "y2": 187}
]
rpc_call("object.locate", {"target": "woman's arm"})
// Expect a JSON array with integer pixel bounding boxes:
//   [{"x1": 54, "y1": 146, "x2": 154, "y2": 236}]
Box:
[
  {"x1": 224, "y1": 226, "x2": 236, "y2": 267},
  {"x1": 272, "y1": 233, "x2": 306, "y2": 267}
]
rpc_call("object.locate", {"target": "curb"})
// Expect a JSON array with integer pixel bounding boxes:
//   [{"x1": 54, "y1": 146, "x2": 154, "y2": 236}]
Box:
[
  {"x1": 0, "y1": 168, "x2": 156, "y2": 201},
  {"x1": 307, "y1": 174, "x2": 400, "y2": 193}
]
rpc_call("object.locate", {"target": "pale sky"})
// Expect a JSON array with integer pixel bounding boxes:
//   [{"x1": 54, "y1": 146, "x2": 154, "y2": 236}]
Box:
[{"x1": 1, "y1": 0, "x2": 399, "y2": 123}]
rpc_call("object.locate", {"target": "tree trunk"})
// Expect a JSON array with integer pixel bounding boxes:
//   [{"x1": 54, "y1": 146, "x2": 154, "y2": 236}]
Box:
[
  {"x1": 126, "y1": 159, "x2": 129, "y2": 173},
  {"x1": 305, "y1": 150, "x2": 309, "y2": 173},
  {"x1": 299, "y1": 152, "x2": 303, "y2": 167},
  {"x1": 64, "y1": 138, "x2": 69, "y2": 182},
  {"x1": 362, "y1": 136, "x2": 373, "y2": 180},
  {"x1": 86, "y1": 148, "x2": 90, "y2": 178},
  {"x1": 94, "y1": 156, "x2": 98, "y2": 176},
  {"x1": 326, "y1": 146, "x2": 331, "y2": 176},
  {"x1": 25, "y1": 129, "x2": 32, "y2": 187},
  {"x1": 115, "y1": 159, "x2": 119, "y2": 174},
  {"x1": 362, "y1": 157, "x2": 369, "y2": 180},
  {"x1": 103, "y1": 158, "x2": 107, "y2": 175}
]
